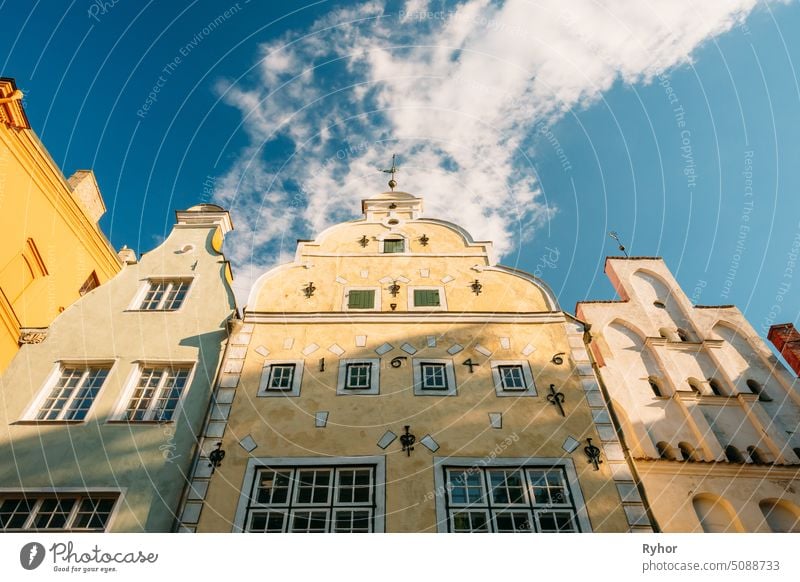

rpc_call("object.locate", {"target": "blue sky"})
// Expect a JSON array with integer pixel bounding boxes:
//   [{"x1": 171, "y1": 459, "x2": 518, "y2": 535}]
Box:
[{"x1": 2, "y1": 0, "x2": 799, "y2": 339}]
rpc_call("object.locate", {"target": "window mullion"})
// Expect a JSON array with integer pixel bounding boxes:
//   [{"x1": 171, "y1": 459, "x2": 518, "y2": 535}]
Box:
[
  {"x1": 21, "y1": 497, "x2": 41, "y2": 530},
  {"x1": 150, "y1": 368, "x2": 169, "y2": 421},
  {"x1": 481, "y1": 469, "x2": 495, "y2": 533},
  {"x1": 65, "y1": 496, "x2": 81, "y2": 530},
  {"x1": 329, "y1": 467, "x2": 337, "y2": 533}
]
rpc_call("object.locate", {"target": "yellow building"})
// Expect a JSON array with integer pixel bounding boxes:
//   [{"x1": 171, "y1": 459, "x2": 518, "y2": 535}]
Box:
[
  {"x1": 577, "y1": 257, "x2": 800, "y2": 532},
  {"x1": 178, "y1": 187, "x2": 645, "y2": 533},
  {"x1": 0, "y1": 77, "x2": 121, "y2": 373}
]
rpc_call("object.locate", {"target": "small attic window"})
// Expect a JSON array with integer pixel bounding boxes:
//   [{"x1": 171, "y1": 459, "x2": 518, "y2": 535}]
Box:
[
  {"x1": 653, "y1": 301, "x2": 666, "y2": 309},
  {"x1": 383, "y1": 239, "x2": 404, "y2": 253}
]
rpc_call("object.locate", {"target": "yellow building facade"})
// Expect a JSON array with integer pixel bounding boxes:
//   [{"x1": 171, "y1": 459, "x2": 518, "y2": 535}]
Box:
[
  {"x1": 180, "y1": 189, "x2": 644, "y2": 533},
  {"x1": 0, "y1": 78, "x2": 121, "y2": 373}
]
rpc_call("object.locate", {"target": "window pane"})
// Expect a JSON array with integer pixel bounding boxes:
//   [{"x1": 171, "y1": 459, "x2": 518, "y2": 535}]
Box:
[
  {"x1": 447, "y1": 470, "x2": 485, "y2": 505},
  {"x1": 38, "y1": 367, "x2": 107, "y2": 421},
  {"x1": 383, "y1": 239, "x2": 404, "y2": 253},
  {"x1": 346, "y1": 363, "x2": 371, "y2": 389},
  {"x1": 0, "y1": 498, "x2": 33, "y2": 529},
  {"x1": 499, "y1": 365, "x2": 525, "y2": 389},
  {"x1": 296, "y1": 470, "x2": 332, "y2": 504},
  {"x1": 72, "y1": 497, "x2": 116, "y2": 530},
  {"x1": 537, "y1": 511, "x2": 577, "y2": 532},
  {"x1": 290, "y1": 511, "x2": 328, "y2": 532},
  {"x1": 348, "y1": 290, "x2": 375, "y2": 309},
  {"x1": 163, "y1": 281, "x2": 190, "y2": 310},
  {"x1": 33, "y1": 498, "x2": 76, "y2": 529},
  {"x1": 337, "y1": 469, "x2": 372, "y2": 504},
  {"x1": 451, "y1": 511, "x2": 489, "y2": 532},
  {"x1": 256, "y1": 470, "x2": 292, "y2": 505},
  {"x1": 152, "y1": 368, "x2": 189, "y2": 421},
  {"x1": 495, "y1": 511, "x2": 533, "y2": 532},
  {"x1": 488, "y1": 470, "x2": 526, "y2": 505},
  {"x1": 333, "y1": 510, "x2": 371, "y2": 532},
  {"x1": 414, "y1": 289, "x2": 440, "y2": 307},
  {"x1": 250, "y1": 511, "x2": 286, "y2": 533},
  {"x1": 268, "y1": 365, "x2": 295, "y2": 390},
  {"x1": 421, "y1": 363, "x2": 447, "y2": 389},
  {"x1": 140, "y1": 281, "x2": 168, "y2": 310},
  {"x1": 528, "y1": 470, "x2": 570, "y2": 506}
]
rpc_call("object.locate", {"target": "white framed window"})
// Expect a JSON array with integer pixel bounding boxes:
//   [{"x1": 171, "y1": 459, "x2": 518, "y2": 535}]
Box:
[
  {"x1": 490, "y1": 360, "x2": 536, "y2": 397},
  {"x1": 412, "y1": 358, "x2": 457, "y2": 396},
  {"x1": 258, "y1": 360, "x2": 304, "y2": 397},
  {"x1": 407, "y1": 285, "x2": 447, "y2": 311},
  {"x1": 133, "y1": 278, "x2": 192, "y2": 311},
  {"x1": 433, "y1": 456, "x2": 591, "y2": 533},
  {"x1": 114, "y1": 364, "x2": 194, "y2": 422},
  {"x1": 382, "y1": 238, "x2": 405, "y2": 253},
  {"x1": 0, "y1": 493, "x2": 119, "y2": 531},
  {"x1": 337, "y1": 359, "x2": 380, "y2": 395},
  {"x1": 342, "y1": 287, "x2": 381, "y2": 311},
  {"x1": 234, "y1": 456, "x2": 385, "y2": 533},
  {"x1": 26, "y1": 363, "x2": 112, "y2": 422}
]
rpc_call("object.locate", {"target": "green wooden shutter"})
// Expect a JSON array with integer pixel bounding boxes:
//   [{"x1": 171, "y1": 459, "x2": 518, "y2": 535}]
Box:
[
  {"x1": 414, "y1": 289, "x2": 440, "y2": 307},
  {"x1": 348, "y1": 290, "x2": 375, "y2": 309}
]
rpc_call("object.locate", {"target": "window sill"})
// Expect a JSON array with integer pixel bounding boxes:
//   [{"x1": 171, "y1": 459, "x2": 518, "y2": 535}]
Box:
[
  {"x1": 124, "y1": 309, "x2": 180, "y2": 313},
  {"x1": 105, "y1": 419, "x2": 175, "y2": 425},
  {"x1": 14, "y1": 420, "x2": 86, "y2": 425}
]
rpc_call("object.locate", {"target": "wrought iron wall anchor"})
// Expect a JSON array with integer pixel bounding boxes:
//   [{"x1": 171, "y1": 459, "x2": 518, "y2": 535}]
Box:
[
  {"x1": 551, "y1": 352, "x2": 565, "y2": 365},
  {"x1": 547, "y1": 384, "x2": 566, "y2": 417},
  {"x1": 471, "y1": 279, "x2": 483, "y2": 295},
  {"x1": 390, "y1": 356, "x2": 408, "y2": 368},
  {"x1": 462, "y1": 358, "x2": 479, "y2": 373},
  {"x1": 584, "y1": 438, "x2": 602, "y2": 471},
  {"x1": 389, "y1": 281, "x2": 400, "y2": 297},
  {"x1": 419, "y1": 234, "x2": 429, "y2": 246},
  {"x1": 359, "y1": 235, "x2": 369, "y2": 247},
  {"x1": 319, "y1": 357, "x2": 325, "y2": 372},
  {"x1": 208, "y1": 442, "x2": 226, "y2": 473},
  {"x1": 400, "y1": 426, "x2": 416, "y2": 456},
  {"x1": 303, "y1": 282, "x2": 316, "y2": 298}
]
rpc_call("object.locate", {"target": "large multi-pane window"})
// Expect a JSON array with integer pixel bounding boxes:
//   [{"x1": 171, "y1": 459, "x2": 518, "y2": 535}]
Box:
[
  {"x1": 35, "y1": 365, "x2": 110, "y2": 421},
  {"x1": 138, "y1": 279, "x2": 191, "y2": 310},
  {"x1": 123, "y1": 366, "x2": 191, "y2": 421},
  {"x1": 443, "y1": 466, "x2": 580, "y2": 533},
  {"x1": 0, "y1": 494, "x2": 117, "y2": 531},
  {"x1": 245, "y1": 466, "x2": 375, "y2": 533}
]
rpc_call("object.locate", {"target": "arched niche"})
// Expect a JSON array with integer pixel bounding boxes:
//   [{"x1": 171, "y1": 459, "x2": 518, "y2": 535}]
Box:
[
  {"x1": 692, "y1": 494, "x2": 744, "y2": 533},
  {"x1": 759, "y1": 499, "x2": 800, "y2": 532}
]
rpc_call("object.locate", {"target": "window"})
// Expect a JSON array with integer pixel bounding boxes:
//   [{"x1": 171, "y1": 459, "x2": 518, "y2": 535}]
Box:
[
  {"x1": 79, "y1": 271, "x2": 100, "y2": 296},
  {"x1": 337, "y1": 359, "x2": 379, "y2": 395},
  {"x1": 345, "y1": 363, "x2": 371, "y2": 389},
  {"x1": 414, "y1": 289, "x2": 440, "y2": 307},
  {"x1": 499, "y1": 366, "x2": 525, "y2": 390},
  {"x1": 138, "y1": 279, "x2": 190, "y2": 310},
  {"x1": 687, "y1": 379, "x2": 702, "y2": 395},
  {"x1": 0, "y1": 494, "x2": 117, "y2": 531},
  {"x1": 383, "y1": 239, "x2": 404, "y2": 253},
  {"x1": 122, "y1": 366, "x2": 191, "y2": 422},
  {"x1": 258, "y1": 361, "x2": 304, "y2": 397},
  {"x1": 407, "y1": 286, "x2": 447, "y2": 311},
  {"x1": 421, "y1": 363, "x2": 448, "y2": 390},
  {"x1": 747, "y1": 446, "x2": 769, "y2": 465},
  {"x1": 656, "y1": 442, "x2": 676, "y2": 460},
  {"x1": 347, "y1": 289, "x2": 376, "y2": 310},
  {"x1": 413, "y1": 358, "x2": 457, "y2": 396},
  {"x1": 442, "y1": 466, "x2": 582, "y2": 533},
  {"x1": 679, "y1": 442, "x2": 698, "y2": 462},
  {"x1": 490, "y1": 361, "x2": 536, "y2": 397},
  {"x1": 33, "y1": 365, "x2": 110, "y2": 421},
  {"x1": 268, "y1": 365, "x2": 295, "y2": 390},
  {"x1": 244, "y1": 466, "x2": 376, "y2": 533},
  {"x1": 725, "y1": 445, "x2": 745, "y2": 463},
  {"x1": 677, "y1": 328, "x2": 690, "y2": 342}
]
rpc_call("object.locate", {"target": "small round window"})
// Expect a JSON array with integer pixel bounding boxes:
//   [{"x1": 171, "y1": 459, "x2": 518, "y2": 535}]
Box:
[{"x1": 653, "y1": 301, "x2": 666, "y2": 309}]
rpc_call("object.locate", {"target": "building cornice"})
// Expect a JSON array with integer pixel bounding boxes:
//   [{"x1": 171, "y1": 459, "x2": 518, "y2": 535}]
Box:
[
  {"x1": 243, "y1": 310, "x2": 567, "y2": 325},
  {"x1": 634, "y1": 458, "x2": 800, "y2": 479}
]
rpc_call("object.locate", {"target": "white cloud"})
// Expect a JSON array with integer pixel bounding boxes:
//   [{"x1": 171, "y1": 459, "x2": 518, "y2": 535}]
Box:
[{"x1": 213, "y1": 0, "x2": 783, "y2": 307}]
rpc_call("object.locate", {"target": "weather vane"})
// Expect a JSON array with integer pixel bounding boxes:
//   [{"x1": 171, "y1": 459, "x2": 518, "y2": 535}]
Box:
[
  {"x1": 381, "y1": 154, "x2": 399, "y2": 191},
  {"x1": 608, "y1": 231, "x2": 629, "y2": 257}
]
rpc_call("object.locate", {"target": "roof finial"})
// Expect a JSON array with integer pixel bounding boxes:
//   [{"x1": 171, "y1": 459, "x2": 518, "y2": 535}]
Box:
[
  {"x1": 608, "y1": 231, "x2": 629, "y2": 257},
  {"x1": 381, "y1": 154, "x2": 399, "y2": 191}
]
